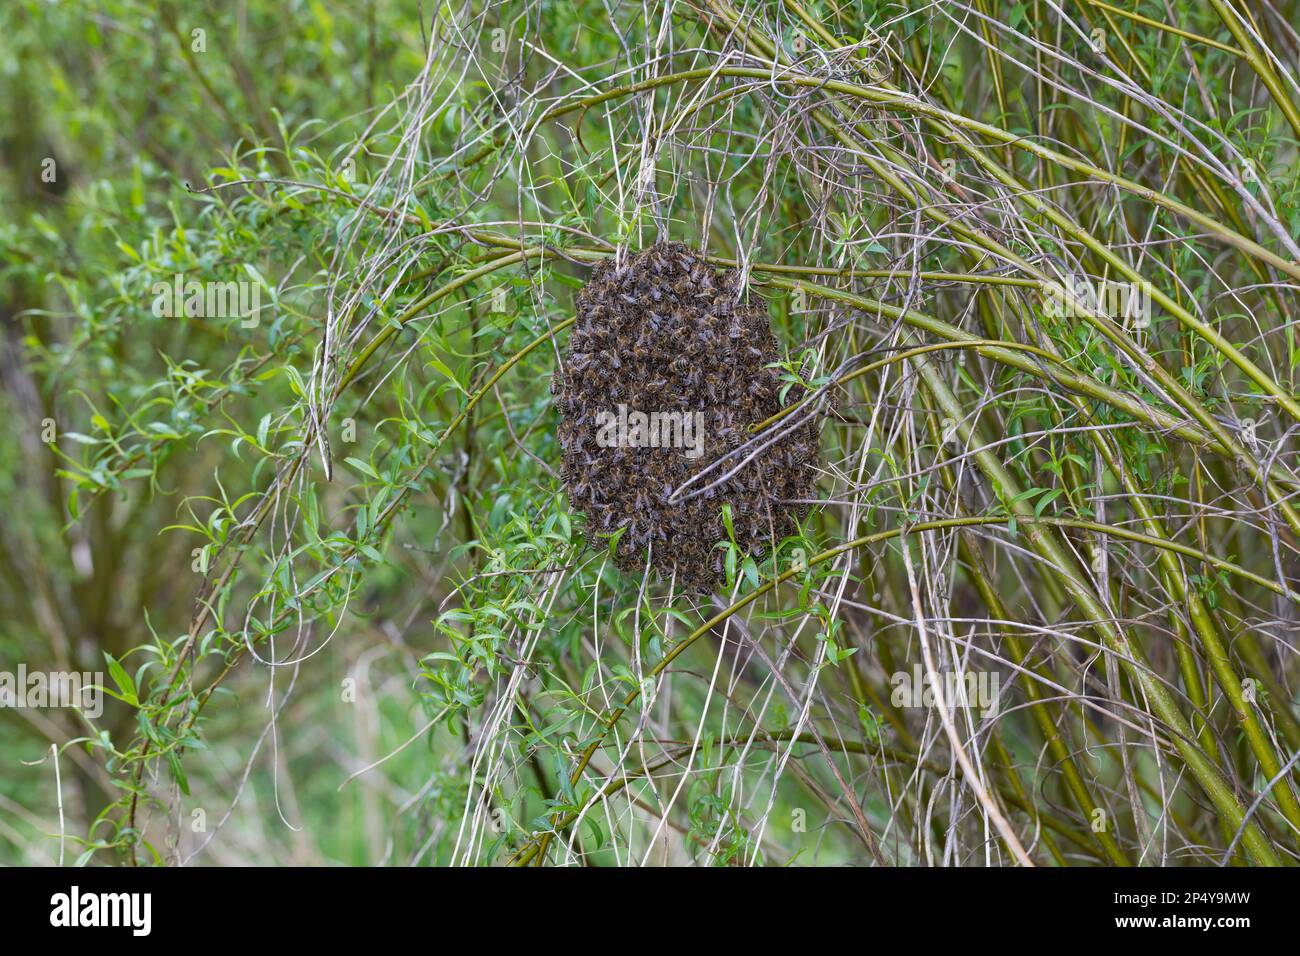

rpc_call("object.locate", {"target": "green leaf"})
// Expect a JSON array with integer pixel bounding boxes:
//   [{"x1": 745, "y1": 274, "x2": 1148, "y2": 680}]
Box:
[
  {"x1": 427, "y1": 356, "x2": 467, "y2": 395},
  {"x1": 166, "y1": 749, "x2": 191, "y2": 796},
  {"x1": 104, "y1": 652, "x2": 138, "y2": 707},
  {"x1": 345, "y1": 456, "x2": 379, "y2": 480}
]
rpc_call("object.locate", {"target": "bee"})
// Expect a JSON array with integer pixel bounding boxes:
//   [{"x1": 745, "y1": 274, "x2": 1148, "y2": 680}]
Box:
[{"x1": 553, "y1": 242, "x2": 823, "y2": 590}]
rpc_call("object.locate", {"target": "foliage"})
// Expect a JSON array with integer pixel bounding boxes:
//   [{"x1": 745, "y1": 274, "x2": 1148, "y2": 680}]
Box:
[{"x1": 3, "y1": 0, "x2": 1300, "y2": 867}]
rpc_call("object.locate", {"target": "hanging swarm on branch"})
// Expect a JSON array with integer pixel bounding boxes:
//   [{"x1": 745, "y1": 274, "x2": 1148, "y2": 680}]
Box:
[{"x1": 551, "y1": 242, "x2": 821, "y2": 591}]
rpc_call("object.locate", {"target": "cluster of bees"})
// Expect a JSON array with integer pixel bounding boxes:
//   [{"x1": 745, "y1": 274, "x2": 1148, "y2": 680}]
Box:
[{"x1": 552, "y1": 242, "x2": 820, "y2": 591}]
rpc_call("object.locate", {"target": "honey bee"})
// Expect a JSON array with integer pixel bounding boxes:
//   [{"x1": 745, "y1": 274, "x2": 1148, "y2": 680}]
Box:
[{"x1": 552, "y1": 242, "x2": 822, "y2": 590}]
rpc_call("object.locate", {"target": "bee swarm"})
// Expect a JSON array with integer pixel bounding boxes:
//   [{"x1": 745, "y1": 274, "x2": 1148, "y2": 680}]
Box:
[{"x1": 551, "y1": 242, "x2": 820, "y2": 591}]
